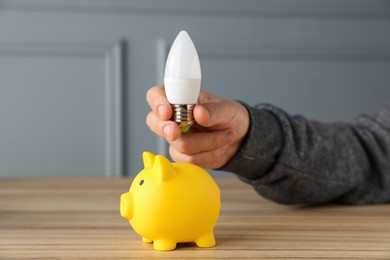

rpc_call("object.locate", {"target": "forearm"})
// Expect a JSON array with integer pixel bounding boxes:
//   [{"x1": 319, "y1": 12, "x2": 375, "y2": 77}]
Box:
[{"x1": 221, "y1": 102, "x2": 390, "y2": 205}]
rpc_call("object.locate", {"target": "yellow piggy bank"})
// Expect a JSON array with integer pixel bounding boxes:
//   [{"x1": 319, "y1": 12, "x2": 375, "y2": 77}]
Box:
[{"x1": 120, "y1": 152, "x2": 220, "y2": 251}]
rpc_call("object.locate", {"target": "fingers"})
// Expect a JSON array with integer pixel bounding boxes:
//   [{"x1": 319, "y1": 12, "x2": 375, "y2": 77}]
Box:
[
  {"x1": 167, "y1": 129, "x2": 237, "y2": 169},
  {"x1": 146, "y1": 111, "x2": 181, "y2": 142},
  {"x1": 170, "y1": 130, "x2": 236, "y2": 155},
  {"x1": 146, "y1": 85, "x2": 172, "y2": 120},
  {"x1": 145, "y1": 85, "x2": 181, "y2": 141},
  {"x1": 169, "y1": 145, "x2": 229, "y2": 169}
]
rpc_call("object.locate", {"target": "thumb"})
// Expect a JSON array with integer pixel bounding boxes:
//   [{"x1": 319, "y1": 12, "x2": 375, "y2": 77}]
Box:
[{"x1": 194, "y1": 101, "x2": 235, "y2": 128}]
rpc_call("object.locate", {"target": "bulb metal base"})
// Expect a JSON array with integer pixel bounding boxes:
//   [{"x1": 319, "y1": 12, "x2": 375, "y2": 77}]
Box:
[{"x1": 171, "y1": 104, "x2": 195, "y2": 132}]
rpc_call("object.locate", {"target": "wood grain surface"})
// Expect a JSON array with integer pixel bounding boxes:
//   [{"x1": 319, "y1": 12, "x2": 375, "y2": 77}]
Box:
[{"x1": 0, "y1": 178, "x2": 389, "y2": 259}]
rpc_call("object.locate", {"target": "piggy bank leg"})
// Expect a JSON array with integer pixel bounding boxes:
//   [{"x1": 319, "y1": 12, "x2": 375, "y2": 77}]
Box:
[
  {"x1": 153, "y1": 240, "x2": 177, "y2": 251},
  {"x1": 142, "y1": 237, "x2": 152, "y2": 243},
  {"x1": 195, "y1": 232, "x2": 216, "y2": 248}
]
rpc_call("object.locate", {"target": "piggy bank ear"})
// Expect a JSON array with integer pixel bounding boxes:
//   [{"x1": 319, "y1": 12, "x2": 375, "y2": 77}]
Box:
[
  {"x1": 142, "y1": 152, "x2": 155, "y2": 168},
  {"x1": 154, "y1": 155, "x2": 175, "y2": 182}
]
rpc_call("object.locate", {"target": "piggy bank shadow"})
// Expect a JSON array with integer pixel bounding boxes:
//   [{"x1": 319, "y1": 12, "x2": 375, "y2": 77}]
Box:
[{"x1": 175, "y1": 242, "x2": 198, "y2": 249}]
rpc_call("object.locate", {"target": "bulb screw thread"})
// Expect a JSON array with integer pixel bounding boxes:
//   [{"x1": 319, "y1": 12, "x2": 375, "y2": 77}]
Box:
[{"x1": 171, "y1": 104, "x2": 195, "y2": 132}]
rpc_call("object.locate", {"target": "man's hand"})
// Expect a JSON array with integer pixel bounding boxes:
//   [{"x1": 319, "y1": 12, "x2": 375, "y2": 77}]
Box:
[{"x1": 146, "y1": 85, "x2": 249, "y2": 169}]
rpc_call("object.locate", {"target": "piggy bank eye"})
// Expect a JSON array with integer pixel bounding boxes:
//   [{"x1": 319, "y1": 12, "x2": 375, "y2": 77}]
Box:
[{"x1": 139, "y1": 180, "x2": 144, "y2": 186}]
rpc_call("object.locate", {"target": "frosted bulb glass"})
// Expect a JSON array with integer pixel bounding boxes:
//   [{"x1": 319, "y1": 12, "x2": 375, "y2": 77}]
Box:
[
  {"x1": 164, "y1": 31, "x2": 201, "y2": 80},
  {"x1": 164, "y1": 31, "x2": 202, "y2": 132}
]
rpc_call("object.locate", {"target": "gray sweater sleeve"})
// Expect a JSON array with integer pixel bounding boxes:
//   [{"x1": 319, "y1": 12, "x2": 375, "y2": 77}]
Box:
[{"x1": 220, "y1": 101, "x2": 390, "y2": 205}]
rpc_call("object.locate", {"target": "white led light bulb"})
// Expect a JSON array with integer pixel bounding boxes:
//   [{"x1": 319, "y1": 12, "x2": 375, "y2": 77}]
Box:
[{"x1": 164, "y1": 31, "x2": 201, "y2": 132}]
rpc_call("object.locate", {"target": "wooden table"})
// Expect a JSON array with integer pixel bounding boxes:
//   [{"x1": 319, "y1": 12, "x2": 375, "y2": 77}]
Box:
[{"x1": 0, "y1": 178, "x2": 389, "y2": 259}]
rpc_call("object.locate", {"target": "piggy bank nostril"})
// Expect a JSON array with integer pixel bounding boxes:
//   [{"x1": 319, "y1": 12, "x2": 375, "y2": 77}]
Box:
[{"x1": 140, "y1": 180, "x2": 144, "y2": 186}]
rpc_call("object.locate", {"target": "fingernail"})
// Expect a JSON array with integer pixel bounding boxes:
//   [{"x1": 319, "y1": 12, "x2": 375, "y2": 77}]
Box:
[
  {"x1": 158, "y1": 105, "x2": 165, "y2": 117},
  {"x1": 163, "y1": 124, "x2": 171, "y2": 138},
  {"x1": 225, "y1": 131, "x2": 235, "y2": 143},
  {"x1": 204, "y1": 106, "x2": 211, "y2": 122}
]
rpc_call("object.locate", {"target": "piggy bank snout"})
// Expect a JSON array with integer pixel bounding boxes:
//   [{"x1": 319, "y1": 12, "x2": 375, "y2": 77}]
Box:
[{"x1": 120, "y1": 192, "x2": 133, "y2": 219}]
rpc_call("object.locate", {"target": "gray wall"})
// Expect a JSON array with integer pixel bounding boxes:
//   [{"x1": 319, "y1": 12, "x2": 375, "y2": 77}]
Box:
[{"x1": 0, "y1": 0, "x2": 389, "y2": 177}]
